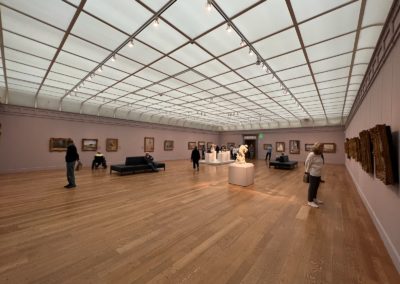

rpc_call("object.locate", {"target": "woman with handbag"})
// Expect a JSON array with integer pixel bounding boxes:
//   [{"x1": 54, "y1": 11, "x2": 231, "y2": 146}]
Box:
[{"x1": 304, "y1": 142, "x2": 324, "y2": 208}]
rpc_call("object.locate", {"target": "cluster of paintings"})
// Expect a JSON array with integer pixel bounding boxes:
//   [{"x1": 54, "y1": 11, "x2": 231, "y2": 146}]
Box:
[
  {"x1": 49, "y1": 138, "x2": 118, "y2": 152},
  {"x1": 262, "y1": 141, "x2": 336, "y2": 154},
  {"x1": 146, "y1": 138, "x2": 217, "y2": 152},
  {"x1": 345, "y1": 124, "x2": 395, "y2": 185}
]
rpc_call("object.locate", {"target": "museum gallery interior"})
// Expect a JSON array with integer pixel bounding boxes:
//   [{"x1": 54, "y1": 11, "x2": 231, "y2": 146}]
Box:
[{"x1": 0, "y1": 0, "x2": 399, "y2": 283}]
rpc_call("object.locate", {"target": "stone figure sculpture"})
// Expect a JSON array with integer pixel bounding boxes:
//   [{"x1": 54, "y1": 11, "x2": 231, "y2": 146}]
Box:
[{"x1": 235, "y1": 145, "x2": 248, "y2": 164}]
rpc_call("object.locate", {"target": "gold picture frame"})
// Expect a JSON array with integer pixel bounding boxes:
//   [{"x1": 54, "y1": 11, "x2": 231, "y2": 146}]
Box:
[
  {"x1": 289, "y1": 140, "x2": 300, "y2": 154},
  {"x1": 144, "y1": 137, "x2": 154, "y2": 152},
  {"x1": 322, "y1": 143, "x2": 336, "y2": 153},
  {"x1": 164, "y1": 140, "x2": 174, "y2": 151},
  {"x1": 82, "y1": 139, "x2": 98, "y2": 151},
  {"x1": 188, "y1": 142, "x2": 196, "y2": 150},
  {"x1": 106, "y1": 138, "x2": 118, "y2": 152},
  {"x1": 49, "y1": 138, "x2": 69, "y2": 152},
  {"x1": 276, "y1": 142, "x2": 285, "y2": 152}
]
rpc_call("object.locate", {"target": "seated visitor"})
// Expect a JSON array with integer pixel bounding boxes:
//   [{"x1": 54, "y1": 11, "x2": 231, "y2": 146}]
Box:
[
  {"x1": 92, "y1": 152, "x2": 107, "y2": 170},
  {"x1": 144, "y1": 152, "x2": 158, "y2": 172}
]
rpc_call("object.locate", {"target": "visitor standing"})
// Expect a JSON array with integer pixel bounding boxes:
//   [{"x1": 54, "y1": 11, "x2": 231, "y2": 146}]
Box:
[
  {"x1": 191, "y1": 146, "x2": 200, "y2": 171},
  {"x1": 65, "y1": 139, "x2": 79, "y2": 189}
]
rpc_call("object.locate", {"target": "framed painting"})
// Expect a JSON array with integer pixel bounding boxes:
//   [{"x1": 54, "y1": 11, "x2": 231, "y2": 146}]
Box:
[
  {"x1": 207, "y1": 142, "x2": 213, "y2": 149},
  {"x1": 164, "y1": 140, "x2": 174, "y2": 151},
  {"x1": 276, "y1": 142, "x2": 285, "y2": 152},
  {"x1": 263, "y1": 144, "x2": 272, "y2": 150},
  {"x1": 49, "y1": 138, "x2": 69, "y2": 152},
  {"x1": 144, "y1": 137, "x2": 154, "y2": 152},
  {"x1": 106, "y1": 138, "x2": 118, "y2": 152},
  {"x1": 82, "y1": 139, "x2": 98, "y2": 151},
  {"x1": 198, "y1": 141, "x2": 205, "y2": 150},
  {"x1": 188, "y1": 141, "x2": 196, "y2": 150},
  {"x1": 370, "y1": 124, "x2": 394, "y2": 185},
  {"x1": 289, "y1": 140, "x2": 300, "y2": 154},
  {"x1": 322, "y1": 143, "x2": 336, "y2": 153},
  {"x1": 305, "y1": 143, "x2": 313, "y2": 152},
  {"x1": 359, "y1": 130, "x2": 373, "y2": 174}
]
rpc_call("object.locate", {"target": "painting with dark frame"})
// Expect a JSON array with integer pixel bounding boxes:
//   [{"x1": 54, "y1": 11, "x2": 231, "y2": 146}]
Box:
[
  {"x1": 305, "y1": 143, "x2": 313, "y2": 152},
  {"x1": 49, "y1": 138, "x2": 69, "y2": 152},
  {"x1": 82, "y1": 139, "x2": 98, "y2": 151},
  {"x1": 144, "y1": 137, "x2": 154, "y2": 152},
  {"x1": 207, "y1": 142, "x2": 213, "y2": 149},
  {"x1": 370, "y1": 124, "x2": 394, "y2": 185},
  {"x1": 188, "y1": 142, "x2": 196, "y2": 150},
  {"x1": 289, "y1": 140, "x2": 300, "y2": 154},
  {"x1": 164, "y1": 140, "x2": 174, "y2": 151},
  {"x1": 106, "y1": 138, "x2": 118, "y2": 152},
  {"x1": 276, "y1": 142, "x2": 285, "y2": 152},
  {"x1": 359, "y1": 130, "x2": 373, "y2": 174},
  {"x1": 198, "y1": 141, "x2": 205, "y2": 150},
  {"x1": 263, "y1": 144, "x2": 272, "y2": 150},
  {"x1": 322, "y1": 143, "x2": 336, "y2": 153}
]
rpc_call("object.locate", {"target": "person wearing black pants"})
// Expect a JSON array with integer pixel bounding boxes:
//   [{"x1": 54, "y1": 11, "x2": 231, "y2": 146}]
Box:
[
  {"x1": 65, "y1": 139, "x2": 80, "y2": 189},
  {"x1": 191, "y1": 146, "x2": 200, "y2": 171},
  {"x1": 304, "y1": 142, "x2": 324, "y2": 208}
]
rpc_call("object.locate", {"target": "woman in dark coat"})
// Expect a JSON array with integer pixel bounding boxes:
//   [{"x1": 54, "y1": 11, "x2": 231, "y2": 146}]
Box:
[{"x1": 191, "y1": 146, "x2": 201, "y2": 171}]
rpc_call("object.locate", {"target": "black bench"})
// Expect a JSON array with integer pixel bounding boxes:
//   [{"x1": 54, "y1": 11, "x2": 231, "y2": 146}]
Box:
[
  {"x1": 269, "y1": 155, "x2": 298, "y2": 169},
  {"x1": 110, "y1": 156, "x2": 165, "y2": 175}
]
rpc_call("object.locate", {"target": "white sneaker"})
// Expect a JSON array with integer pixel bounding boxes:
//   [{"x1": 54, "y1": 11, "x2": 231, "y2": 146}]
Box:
[
  {"x1": 313, "y1": 198, "x2": 324, "y2": 204},
  {"x1": 307, "y1": 201, "x2": 319, "y2": 208}
]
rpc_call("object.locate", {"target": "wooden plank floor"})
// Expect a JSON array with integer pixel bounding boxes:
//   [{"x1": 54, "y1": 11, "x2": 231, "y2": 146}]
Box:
[{"x1": 0, "y1": 160, "x2": 399, "y2": 284}]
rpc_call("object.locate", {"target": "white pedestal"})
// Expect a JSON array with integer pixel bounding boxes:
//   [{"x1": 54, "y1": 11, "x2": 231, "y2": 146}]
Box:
[
  {"x1": 228, "y1": 163, "x2": 254, "y2": 187},
  {"x1": 205, "y1": 152, "x2": 216, "y2": 163},
  {"x1": 217, "y1": 151, "x2": 230, "y2": 162}
]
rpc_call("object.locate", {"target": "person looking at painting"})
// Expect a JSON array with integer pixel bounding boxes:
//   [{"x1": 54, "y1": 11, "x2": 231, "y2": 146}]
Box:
[
  {"x1": 144, "y1": 152, "x2": 158, "y2": 172},
  {"x1": 65, "y1": 139, "x2": 79, "y2": 189},
  {"x1": 92, "y1": 152, "x2": 107, "y2": 170},
  {"x1": 265, "y1": 145, "x2": 272, "y2": 161},
  {"x1": 191, "y1": 146, "x2": 200, "y2": 171},
  {"x1": 304, "y1": 142, "x2": 324, "y2": 208}
]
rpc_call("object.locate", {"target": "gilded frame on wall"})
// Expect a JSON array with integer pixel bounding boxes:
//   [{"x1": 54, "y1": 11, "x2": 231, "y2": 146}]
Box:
[
  {"x1": 144, "y1": 137, "x2": 154, "y2": 152},
  {"x1": 263, "y1": 144, "x2": 272, "y2": 150},
  {"x1": 49, "y1": 138, "x2": 69, "y2": 152},
  {"x1": 305, "y1": 143, "x2": 313, "y2": 152},
  {"x1": 226, "y1": 142, "x2": 235, "y2": 149},
  {"x1": 82, "y1": 139, "x2": 98, "y2": 151},
  {"x1": 370, "y1": 124, "x2": 394, "y2": 185},
  {"x1": 276, "y1": 142, "x2": 285, "y2": 152},
  {"x1": 198, "y1": 141, "x2": 205, "y2": 150},
  {"x1": 289, "y1": 140, "x2": 300, "y2": 154},
  {"x1": 164, "y1": 140, "x2": 174, "y2": 151},
  {"x1": 207, "y1": 142, "x2": 213, "y2": 149},
  {"x1": 188, "y1": 141, "x2": 196, "y2": 150},
  {"x1": 106, "y1": 138, "x2": 118, "y2": 152},
  {"x1": 359, "y1": 130, "x2": 373, "y2": 174},
  {"x1": 322, "y1": 143, "x2": 336, "y2": 153}
]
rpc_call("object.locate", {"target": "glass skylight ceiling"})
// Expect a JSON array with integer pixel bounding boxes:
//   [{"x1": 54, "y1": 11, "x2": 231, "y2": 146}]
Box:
[{"x1": 0, "y1": 0, "x2": 393, "y2": 131}]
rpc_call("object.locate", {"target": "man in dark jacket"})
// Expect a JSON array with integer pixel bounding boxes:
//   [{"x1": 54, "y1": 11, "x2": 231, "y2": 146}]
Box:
[
  {"x1": 144, "y1": 153, "x2": 158, "y2": 172},
  {"x1": 65, "y1": 139, "x2": 79, "y2": 188},
  {"x1": 191, "y1": 146, "x2": 200, "y2": 171}
]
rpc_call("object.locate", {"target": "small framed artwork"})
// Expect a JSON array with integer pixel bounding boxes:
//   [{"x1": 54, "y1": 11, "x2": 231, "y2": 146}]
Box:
[
  {"x1": 164, "y1": 140, "x2": 174, "y2": 151},
  {"x1": 276, "y1": 142, "x2": 285, "y2": 152},
  {"x1": 144, "y1": 137, "x2": 154, "y2": 152},
  {"x1": 289, "y1": 140, "x2": 300, "y2": 154},
  {"x1": 207, "y1": 142, "x2": 213, "y2": 149},
  {"x1": 227, "y1": 142, "x2": 235, "y2": 148},
  {"x1": 188, "y1": 142, "x2": 196, "y2": 150},
  {"x1": 198, "y1": 141, "x2": 205, "y2": 150},
  {"x1": 322, "y1": 143, "x2": 336, "y2": 153},
  {"x1": 82, "y1": 139, "x2": 98, "y2": 151},
  {"x1": 263, "y1": 144, "x2": 272, "y2": 150},
  {"x1": 49, "y1": 138, "x2": 69, "y2": 152},
  {"x1": 106, "y1": 138, "x2": 118, "y2": 152},
  {"x1": 305, "y1": 143, "x2": 313, "y2": 152}
]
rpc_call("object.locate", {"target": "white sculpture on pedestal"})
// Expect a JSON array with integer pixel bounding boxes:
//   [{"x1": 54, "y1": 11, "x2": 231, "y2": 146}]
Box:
[{"x1": 235, "y1": 145, "x2": 248, "y2": 164}]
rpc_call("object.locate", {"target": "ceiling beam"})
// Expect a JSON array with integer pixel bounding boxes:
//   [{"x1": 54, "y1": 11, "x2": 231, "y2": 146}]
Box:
[{"x1": 0, "y1": 7, "x2": 9, "y2": 102}]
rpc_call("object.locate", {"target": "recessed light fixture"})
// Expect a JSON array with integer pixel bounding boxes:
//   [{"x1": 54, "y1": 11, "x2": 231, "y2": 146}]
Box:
[
  {"x1": 111, "y1": 55, "x2": 116, "y2": 62},
  {"x1": 97, "y1": 66, "x2": 102, "y2": 73},
  {"x1": 226, "y1": 24, "x2": 232, "y2": 33},
  {"x1": 249, "y1": 48, "x2": 253, "y2": 56},
  {"x1": 128, "y1": 40, "x2": 134, "y2": 48},
  {"x1": 206, "y1": 0, "x2": 212, "y2": 11},
  {"x1": 153, "y1": 18, "x2": 159, "y2": 27},
  {"x1": 240, "y1": 39, "x2": 246, "y2": 47}
]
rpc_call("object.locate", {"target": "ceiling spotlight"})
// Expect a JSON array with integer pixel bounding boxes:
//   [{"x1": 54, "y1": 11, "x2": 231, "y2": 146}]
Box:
[
  {"x1": 240, "y1": 39, "x2": 246, "y2": 47},
  {"x1": 128, "y1": 40, "x2": 134, "y2": 48},
  {"x1": 272, "y1": 74, "x2": 276, "y2": 81},
  {"x1": 256, "y1": 58, "x2": 261, "y2": 65},
  {"x1": 153, "y1": 18, "x2": 159, "y2": 27},
  {"x1": 206, "y1": 0, "x2": 212, "y2": 11},
  {"x1": 88, "y1": 76, "x2": 92, "y2": 81},
  {"x1": 111, "y1": 55, "x2": 116, "y2": 62},
  {"x1": 249, "y1": 48, "x2": 253, "y2": 56},
  {"x1": 97, "y1": 66, "x2": 102, "y2": 73},
  {"x1": 262, "y1": 63, "x2": 267, "y2": 70},
  {"x1": 226, "y1": 24, "x2": 232, "y2": 33}
]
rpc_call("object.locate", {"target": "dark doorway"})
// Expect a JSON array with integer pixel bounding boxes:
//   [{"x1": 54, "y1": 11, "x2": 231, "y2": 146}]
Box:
[{"x1": 243, "y1": 137, "x2": 257, "y2": 160}]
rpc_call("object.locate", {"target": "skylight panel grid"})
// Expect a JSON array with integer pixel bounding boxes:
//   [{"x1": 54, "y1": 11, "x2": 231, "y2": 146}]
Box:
[
  {"x1": 314, "y1": 68, "x2": 350, "y2": 82},
  {"x1": 194, "y1": 59, "x2": 230, "y2": 78},
  {"x1": 306, "y1": 33, "x2": 356, "y2": 62},
  {"x1": 207, "y1": 87, "x2": 230, "y2": 96},
  {"x1": 119, "y1": 40, "x2": 163, "y2": 65},
  {"x1": 317, "y1": 78, "x2": 348, "y2": 90},
  {"x1": 219, "y1": 48, "x2": 256, "y2": 70},
  {"x1": 358, "y1": 26, "x2": 383, "y2": 49},
  {"x1": 235, "y1": 65, "x2": 267, "y2": 80},
  {"x1": 6, "y1": 70, "x2": 41, "y2": 84},
  {"x1": 57, "y1": 51, "x2": 97, "y2": 72},
  {"x1": 62, "y1": 35, "x2": 110, "y2": 62},
  {"x1": 268, "y1": 50, "x2": 307, "y2": 71},
  {"x1": 285, "y1": 76, "x2": 314, "y2": 88},
  {"x1": 89, "y1": 75, "x2": 118, "y2": 87},
  {"x1": 146, "y1": 84, "x2": 171, "y2": 94},
  {"x1": 170, "y1": 44, "x2": 213, "y2": 68},
  {"x1": 192, "y1": 79, "x2": 219, "y2": 90},
  {"x1": 6, "y1": 61, "x2": 46, "y2": 79},
  {"x1": 354, "y1": 49, "x2": 374, "y2": 64},
  {"x1": 135, "y1": 68, "x2": 168, "y2": 82},
  {"x1": 177, "y1": 85, "x2": 202, "y2": 95},
  {"x1": 362, "y1": 0, "x2": 393, "y2": 27},
  {"x1": 5, "y1": 48, "x2": 50, "y2": 69},
  {"x1": 150, "y1": 57, "x2": 187, "y2": 76},
  {"x1": 212, "y1": 72, "x2": 242, "y2": 85},
  {"x1": 108, "y1": 55, "x2": 143, "y2": 75},
  {"x1": 226, "y1": 81, "x2": 253, "y2": 92},
  {"x1": 254, "y1": 28, "x2": 301, "y2": 59},
  {"x1": 311, "y1": 53, "x2": 352, "y2": 73},
  {"x1": 196, "y1": 25, "x2": 242, "y2": 57}
]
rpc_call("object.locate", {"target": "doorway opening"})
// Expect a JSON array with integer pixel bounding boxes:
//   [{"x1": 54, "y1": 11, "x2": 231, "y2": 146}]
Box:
[{"x1": 243, "y1": 135, "x2": 257, "y2": 160}]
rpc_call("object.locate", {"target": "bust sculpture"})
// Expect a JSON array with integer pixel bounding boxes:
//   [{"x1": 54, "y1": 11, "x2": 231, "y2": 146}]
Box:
[{"x1": 235, "y1": 145, "x2": 248, "y2": 164}]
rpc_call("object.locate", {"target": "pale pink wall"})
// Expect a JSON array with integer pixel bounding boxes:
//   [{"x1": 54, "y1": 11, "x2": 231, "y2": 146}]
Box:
[
  {"x1": 221, "y1": 127, "x2": 345, "y2": 164},
  {"x1": 345, "y1": 37, "x2": 400, "y2": 271},
  {"x1": 0, "y1": 110, "x2": 219, "y2": 173}
]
